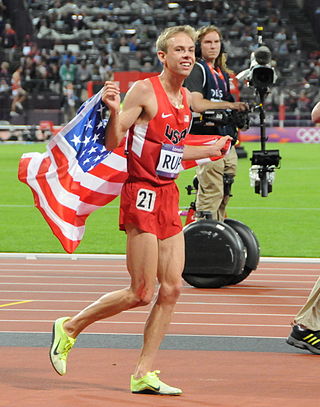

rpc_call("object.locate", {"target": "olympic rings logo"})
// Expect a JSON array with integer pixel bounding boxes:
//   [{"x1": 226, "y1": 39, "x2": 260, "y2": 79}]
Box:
[{"x1": 296, "y1": 128, "x2": 320, "y2": 143}]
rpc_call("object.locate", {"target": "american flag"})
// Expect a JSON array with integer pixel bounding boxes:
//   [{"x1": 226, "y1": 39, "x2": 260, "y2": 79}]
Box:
[
  {"x1": 18, "y1": 90, "x2": 230, "y2": 253},
  {"x1": 18, "y1": 89, "x2": 128, "y2": 253}
]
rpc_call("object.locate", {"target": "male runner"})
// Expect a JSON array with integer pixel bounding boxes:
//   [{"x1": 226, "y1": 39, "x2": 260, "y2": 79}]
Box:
[{"x1": 49, "y1": 25, "x2": 231, "y2": 395}]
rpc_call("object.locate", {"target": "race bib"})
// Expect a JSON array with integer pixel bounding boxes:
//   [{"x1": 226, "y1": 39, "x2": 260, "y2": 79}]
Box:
[
  {"x1": 156, "y1": 144, "x2": 184, "y2": 179},
  {"x1": 136, "y1": 188, "x2": 156, "y2": 212}
]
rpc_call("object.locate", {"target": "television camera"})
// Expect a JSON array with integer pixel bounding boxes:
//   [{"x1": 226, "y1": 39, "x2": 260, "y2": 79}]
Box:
[
  {"x1": 191, "y1": 107, "x2": 251, "y2": 149},
  {"x1": 236, "y1": 26, "x2": 281, "y2": 197},
  {"x1": 192, "y1": 108, "x2": 251, "y2": 132},
  {"x1": 236, "y1": 44, "x2": 276, "y2": 92}
]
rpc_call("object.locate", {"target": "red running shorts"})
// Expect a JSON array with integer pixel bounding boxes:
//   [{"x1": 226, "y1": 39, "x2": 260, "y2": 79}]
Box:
[{"x1": 119, "y1": 180, "x2": 183, "y2": 239}]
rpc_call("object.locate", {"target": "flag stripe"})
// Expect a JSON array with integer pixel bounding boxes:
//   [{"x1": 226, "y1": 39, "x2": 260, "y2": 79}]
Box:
[
  {"x1": 46, "y1": 162, "x2": 101, "y2": 216},
  {"x1": 32, "y1": 191, "x2": 84, "y2": 253},
  {"x1": 36, "y1": 157, "x2": 86, "y2": 226},
  {"x1": 18, "y1": 155, "x2": 85, "y2": 252},
  {"x1": 181, "y1": 134, "x2": 231, "y2": 170},
  {"x1": 18, "y1": 155, "x2": 31, "y2": 186},
  {"x1": 89, "y1": 161, "x2": 128, "y2": 184},
  {"x1": 26, "y1": 154, "x2": 86, "y2": 239},
  {"x1": 51, "y1": 144, "x2": 120, "y2": 206},
  {"x1": 32, "y1": 188, "x2": 82, "y2": 254}
]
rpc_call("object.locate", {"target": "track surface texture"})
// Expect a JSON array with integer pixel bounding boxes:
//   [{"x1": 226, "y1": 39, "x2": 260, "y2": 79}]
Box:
[{"x1": 1, "y1": 254, "x2": 319, "y2": 407}]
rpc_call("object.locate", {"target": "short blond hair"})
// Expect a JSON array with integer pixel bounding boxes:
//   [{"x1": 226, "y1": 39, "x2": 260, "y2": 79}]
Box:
[{"x1": 156, "y1": 25, "x2": 197, "y2": 52}]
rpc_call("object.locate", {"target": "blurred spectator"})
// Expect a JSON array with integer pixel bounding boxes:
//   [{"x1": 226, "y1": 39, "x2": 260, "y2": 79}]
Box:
[
  {"x1": 77, "y1": 59, "x2": 92, "y2": 83},
  {"x1": 10, "y1": 66, "x2": 27, "y2": 117},
  {"x1": 128, "y1": 34, "x2": 139, "y2": 51},
  {"x1": 0, "y1": 0, "x2": 6, "y2": 15},
  {"x1": 0, "y1": 60, "x2": 10, "y2": 90},
  {"x1": 297, "y1": 90, "x2": 311, "y2": 113},
  {"x1": 115, "y1": 36, "x2": 130, "y2": 53},
  {"x1": 22, "y1": 55, "x2": 37, "y2": 93},
  {"x1": 89, "y1": 63, "x2": 101, "y2": 81},
  {"x1": 59, "y1": 59, "x2": 76, "y2": 86},
  {"x1": 77, "y1": 59, "x2": 92, "y2": 101},
  {"x1": 36, "y1": 17, "x2": 61, "y2": 40},
  {"x1": 22, "y1": 34, "x2": 35, "y2": 56},
  {"x1": 47, "y1": 59, "x2": 60, "y2": 93},
  {"x1": 99, "y1": 62, "x2": 113, "y2": 81},
  {"x1": 274, "y1": 28, "x2": 287, "y2": 42},
  {"x1": 1, "y1": 23, "x2": 18, "y2": 62},
  {"x1": 141, "y1": 61, "x2": 153, "y2": 72},
  {"x1": 0, "y1": 5, "x2": 5, "y2": 40},
  {"x1": 61, "y1": 50, "x2": 77, "y2": 65},
  {"x1": 34, "y1": 57, "x2": 49, "y2": 91},
  {"x1": 0, "y1": 60, "x2": 11, "y2": 120},
  {"x1": 96, "y1": 49, "x2": 119, "y2": 71},
  {"x1": 47, "y1": 49, "x2": 61, "y2": 65},
  {"x1": 62, "y1": 82, "x2": 77, "y2": 123}
]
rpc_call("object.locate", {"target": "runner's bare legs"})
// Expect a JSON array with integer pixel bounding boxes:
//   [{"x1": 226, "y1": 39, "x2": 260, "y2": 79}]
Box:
[
  {"x1": 131, "y1": 228, "x2": 185, "y2": 378},
  {"x1": 63, "y1": 225, "x2": 184, "y2": 378}
]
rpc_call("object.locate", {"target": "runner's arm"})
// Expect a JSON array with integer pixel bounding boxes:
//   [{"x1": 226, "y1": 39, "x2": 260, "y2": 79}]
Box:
[{"x1": 103, "y1": 81, "x2": 145, "y2": 150}]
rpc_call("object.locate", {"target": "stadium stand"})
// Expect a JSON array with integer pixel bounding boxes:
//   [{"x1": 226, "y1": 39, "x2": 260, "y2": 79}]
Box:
[{"x1": 0, "y1": 0, "x2": 319, "y2": 132}]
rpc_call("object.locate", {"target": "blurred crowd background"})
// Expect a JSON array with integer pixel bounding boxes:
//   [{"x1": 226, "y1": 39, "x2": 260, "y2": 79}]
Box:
[{"x1": 0, "y1": 0, "x2": 319, "y2": 128}]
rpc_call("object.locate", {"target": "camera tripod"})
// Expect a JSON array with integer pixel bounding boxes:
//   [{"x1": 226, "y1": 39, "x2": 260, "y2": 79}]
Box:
[{"x1": 250, "y1": 86, "x2": 281, "y2": 197}]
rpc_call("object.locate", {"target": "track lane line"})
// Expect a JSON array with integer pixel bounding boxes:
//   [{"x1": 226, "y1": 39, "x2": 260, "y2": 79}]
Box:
[{"x1": 0, "y1": 300, "x2": 34, "y2": 308}]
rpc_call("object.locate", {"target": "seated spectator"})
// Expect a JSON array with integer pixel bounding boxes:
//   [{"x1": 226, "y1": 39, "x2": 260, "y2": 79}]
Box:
[
  {"x1": 77, "y1": 59, "x2": 92, "y2": 101},
  {"x1": 61, "y1": 50, "x2": 77, "y2": 65},
  {"x1": 114, "y1": 36, "x2": 130, "y2": 53},
  {"x1": 22, "y1": 55, "x2": 37, "y2": 93},
  {"x1": 141, "y1": 61, "x2": 153, "y2": 72},
  {"x1": 59, "y1": 59, "x2": 76, "y2": 87},
  {"x1": 0, "y1": 61, "x2": 10, "y2": 89},
  {"x1": 0, "y1": 61, "x2": 11, "y2": 120},
  {"x1": 36, "y1": 17, "x2": 61, "y2": 40},
  {"x1": 297, "y1": 90, "x2": 312, "y2": 113},
  {"x1": 61, "y1": 82, "x2": 77, "y2": 123},
  {"x1": 1, "y1": 23, "x2": 18, "y2": 62},
  {"x1": 47, "y1": 59, "x2": 60, "y2": 93},
  {"x1": 128, "y1": 34, "x2": 139, "y2": 51},
  {"x1": 77, "y1": 59, "x2": 92, "y2": 83},
  {"x1": 34, "y1": 57, "x2": 49, "y2": 91}
]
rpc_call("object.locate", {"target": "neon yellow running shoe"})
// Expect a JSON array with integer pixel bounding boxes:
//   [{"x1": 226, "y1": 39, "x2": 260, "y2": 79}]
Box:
[
  {"x1": 131, "y1": 370, "x2": 182, "y2": 395},
  {"x1": 49, "y1": 317, "x2": 76, "y2": 376}
]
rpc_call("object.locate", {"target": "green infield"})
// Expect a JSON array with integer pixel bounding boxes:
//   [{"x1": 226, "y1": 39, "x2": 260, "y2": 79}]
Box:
[{"x1": 0, "y1": 141, "x2": 319, "y2": 257}]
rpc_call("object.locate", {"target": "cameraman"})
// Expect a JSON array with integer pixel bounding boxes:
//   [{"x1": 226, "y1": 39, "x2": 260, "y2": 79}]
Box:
[{"x1": 184, "y1": 25, "x2": 249, "y2": 220}]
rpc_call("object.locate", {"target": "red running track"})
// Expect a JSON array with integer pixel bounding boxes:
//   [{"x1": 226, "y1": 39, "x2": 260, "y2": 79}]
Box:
[{"x1": 0, "y1": 255, "x2": 319, "y2": 407}]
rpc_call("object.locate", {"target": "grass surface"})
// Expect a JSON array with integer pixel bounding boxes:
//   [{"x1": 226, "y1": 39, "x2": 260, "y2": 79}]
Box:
[{"x1": 1, "y1": 141, "x2": 319, "y2": 257}]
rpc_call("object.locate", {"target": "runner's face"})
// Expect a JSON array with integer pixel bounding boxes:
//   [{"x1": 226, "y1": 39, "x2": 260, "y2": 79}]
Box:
[
  {"x1": 159, "y1": 32, "x2": 195, "y2": 77},
  {"x1": 200, "y1": 31, "x2": 221, "y2": 62}
]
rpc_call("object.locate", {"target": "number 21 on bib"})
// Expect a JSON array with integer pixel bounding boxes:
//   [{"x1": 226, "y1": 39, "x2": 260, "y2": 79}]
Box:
[{"x1": 136, "y1": 188, "x2": 156, "y2": 212}]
